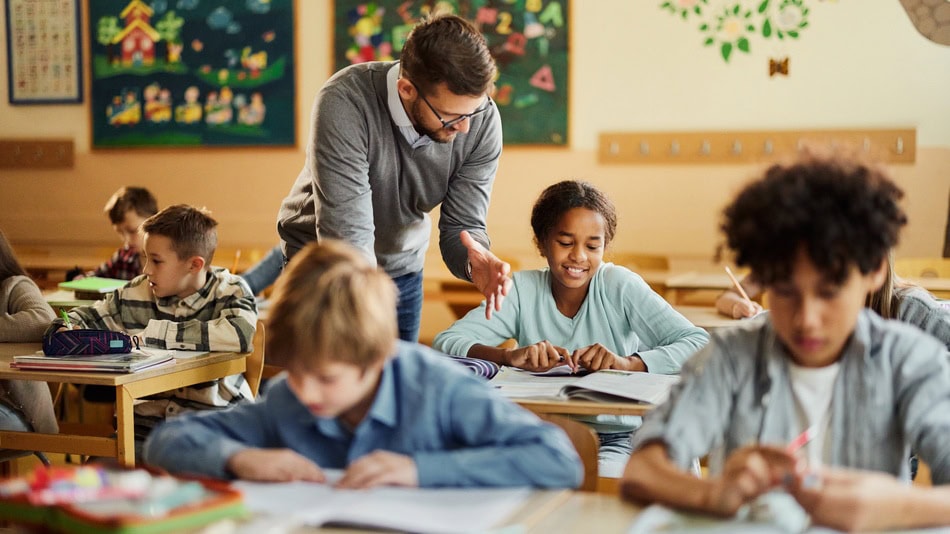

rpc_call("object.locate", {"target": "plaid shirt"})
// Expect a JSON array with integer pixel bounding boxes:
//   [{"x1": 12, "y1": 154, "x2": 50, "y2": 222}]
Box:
[
  {"x1": 49, "y1": 268, "x2": 259, "y2": 430},
  {"x1": 91, "y1": 246, "x2": 142, "y2": 280}
]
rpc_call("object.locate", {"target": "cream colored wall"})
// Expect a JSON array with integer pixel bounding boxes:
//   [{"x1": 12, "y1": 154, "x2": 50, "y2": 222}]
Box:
[{"x1": 1, "y1": 1, "x2": 948, "y2": 262}]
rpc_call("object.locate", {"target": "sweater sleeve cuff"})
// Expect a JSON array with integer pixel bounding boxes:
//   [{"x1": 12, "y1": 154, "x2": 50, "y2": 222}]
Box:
[{"x1": 636, "y1": 350, "x2": 678, "y2": 375}]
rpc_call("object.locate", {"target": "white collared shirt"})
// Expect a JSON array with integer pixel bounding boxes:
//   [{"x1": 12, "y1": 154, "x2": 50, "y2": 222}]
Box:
[{"x1": 387, "y1": 64, "x2": 432, "y2": 149}]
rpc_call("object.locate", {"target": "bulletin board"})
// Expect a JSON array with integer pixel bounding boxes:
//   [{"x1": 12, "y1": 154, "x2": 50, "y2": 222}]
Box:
[
  {"x1": 87, "y1": 0, "x2": 295, "y2": 148},
  {"x1": 333, "y1": 0, "x2": 569, "y2": 146},
  {"x1": 5, "y1": 0, "x2": 83, "y2": 104}
]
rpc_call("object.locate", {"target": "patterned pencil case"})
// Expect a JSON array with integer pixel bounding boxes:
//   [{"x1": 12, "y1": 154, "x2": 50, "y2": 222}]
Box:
[{"x1": 43, "y1": 330, "x2": 138, "y2": 357}]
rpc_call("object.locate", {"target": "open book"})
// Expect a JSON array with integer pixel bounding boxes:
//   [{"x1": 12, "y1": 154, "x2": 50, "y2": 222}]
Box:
[
  {"x1": 235, "y1": 471, "x2": 535, "y2": 534},
  {"x1": 12, "y1": 350, "x2": 174, "y2": 373},
  {"x1": 559, "y1": 370, "x2": 680, "y2": 405}
]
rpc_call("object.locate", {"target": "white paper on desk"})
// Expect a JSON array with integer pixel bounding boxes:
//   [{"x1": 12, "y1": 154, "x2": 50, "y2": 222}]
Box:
[
  {"x1": 137, "y1": 347, "x2": 209, "y2": 360},
  {"x1": 489, "y1": 367, "x2": 580, "y2": 398},
  {"x1": 234, "y1": 471, "x2": 531, "y2": 534}
]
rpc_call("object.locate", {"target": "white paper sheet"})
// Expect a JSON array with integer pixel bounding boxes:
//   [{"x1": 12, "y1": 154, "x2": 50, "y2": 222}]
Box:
[{"x1": 234, "y1": 471, "x2": 531, "y2": 534}]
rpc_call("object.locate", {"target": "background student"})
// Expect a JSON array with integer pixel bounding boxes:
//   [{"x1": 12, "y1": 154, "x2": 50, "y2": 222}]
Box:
[
  {"x1": 144, "y1": 240, "x2": 582, "y2": 489},
  {"x1": 714, "y1": 258, "x2": 950, "y2": 350},
  {"x1": 277, "y1": 13, "x2": 511, "y2": 343},
  {"x1": 434, "y1": 180, "x2": 709, "y2": 477},
  {"x1": 0, "y1": 228, "x2": 58, "y2": 435},
  {"x1": 48, "y1": 205, "x2": 258, "y2": 443},
  {"x1": 621, "y1": 152, "x2": 950, "y2": 530},
  {"x1": 77, "y1": 186, "x2": 158, "y2": 281}
]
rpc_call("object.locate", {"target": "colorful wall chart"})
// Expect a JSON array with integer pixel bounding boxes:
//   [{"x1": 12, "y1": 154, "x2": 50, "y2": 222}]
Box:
[
  {"x1": 88, "y1": 0, "x2": 295, "y2": 148},
  {"x1": 334, "y1": 0, "x2": 569, "y2": 146},
  {"x1": 5, "y1": 0, "x2": 83, "y2": 104}
]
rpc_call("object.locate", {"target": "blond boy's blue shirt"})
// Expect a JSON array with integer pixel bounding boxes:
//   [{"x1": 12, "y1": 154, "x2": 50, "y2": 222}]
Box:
[
  {"x1": 633, "y1": 309, "x2": 950, "y2": 483},
  {"x1": 143, "y1": 342, "x2": 584, "y2": 488}
]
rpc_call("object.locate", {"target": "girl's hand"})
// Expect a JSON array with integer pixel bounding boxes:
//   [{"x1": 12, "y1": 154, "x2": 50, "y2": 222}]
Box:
[
  {"x1": 506, "y1": 341, "x2": 569, "y2": 372},
  {"x1": 570, "y1": 344, "x2": 644, "y2": 372}
]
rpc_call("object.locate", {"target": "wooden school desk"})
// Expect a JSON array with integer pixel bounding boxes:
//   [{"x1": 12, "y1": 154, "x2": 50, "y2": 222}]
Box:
[
  {"x1": 662, "y1": 271, "x2": 732, "y2": 304},
  {"x1": 0, "y1": 343, "x2": 246, "y2": 467}
]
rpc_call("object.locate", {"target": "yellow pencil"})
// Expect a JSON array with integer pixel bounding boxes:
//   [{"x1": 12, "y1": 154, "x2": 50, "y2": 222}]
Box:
[
  {"x1": 231, "y1": 249, "x2": 242, "y2": 273},
  {"x1": 724, "y1": 266, "x2": 752, "y2": 302}
]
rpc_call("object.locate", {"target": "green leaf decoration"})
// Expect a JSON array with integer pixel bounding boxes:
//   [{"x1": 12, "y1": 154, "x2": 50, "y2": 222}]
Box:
[
  {"x1": 682, "y1": 10, "x2": 688, "y2": 19},
  {"x1": 801, "y1": 21, "x2": 809, "y2": 28},
  {"x1": 704, "y1": 37, "x2": 715, "y2": 46},
  {"x1": 787, "y1": 30, "x2": 799, "y2": 38},
  {"x1": 762, "y1": 19, "x2": 772, "y2": 37},
  {"x1": 747, "y1": 24, "x2": 754, "y2": 31},
  {"x1": 700, "y1": 23, "x2": 708, "y2": 30},
  {"x1": 733, "y1": 4, "x2": 740, "y2": 15},
  {"x1": 777, "y1": 31, "x2": 785, "y2": 40},
  {"x1": 694, "y1": 5, "x2": 701, "y2": 15},
  {"x1": 661, "y1": 1, "x2": 671, "y2": 7},
  {"x1": 721, "y1": 42, "x2": 733, "y2": 61},
  {"x1": 737, "y1": 37, "x2": 750, "y2": 52},
  {"x1": 758, "y1": 0, "x2": 770, "y2": 13}
]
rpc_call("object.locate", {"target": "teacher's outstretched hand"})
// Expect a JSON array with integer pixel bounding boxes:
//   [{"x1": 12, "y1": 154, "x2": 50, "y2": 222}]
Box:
[{"x1": 461, "y1": 230, "x2": 512, "y2": 320}]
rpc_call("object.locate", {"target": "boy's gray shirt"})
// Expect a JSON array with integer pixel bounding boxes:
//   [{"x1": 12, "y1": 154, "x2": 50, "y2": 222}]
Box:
[
  {"x1": 633, "y1": 309, "x2": 950, "y2": 484},
  {"x1": 277, "y1": 62, "x2": 502, "y2": 280}
]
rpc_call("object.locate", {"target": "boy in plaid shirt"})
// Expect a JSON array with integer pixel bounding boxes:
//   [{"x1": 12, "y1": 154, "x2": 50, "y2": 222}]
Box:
[{"x1": 49, "y1": 205, "x2": 258, "y2": 443}]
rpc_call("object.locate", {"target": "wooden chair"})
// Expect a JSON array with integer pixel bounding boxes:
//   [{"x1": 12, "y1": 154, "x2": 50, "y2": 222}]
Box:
[
  {"x1": 607, "y1": 252, "x2": 670, "y2": 271},
  {"x1": 537, "y1": 413, "x2": 599, "y2": 492},
  {"x1": 894, "y1": 257, "x2": 950, "y2": 279},
  {"x1": 245, "y1": 320, "x2": 267, "y2": 398}
]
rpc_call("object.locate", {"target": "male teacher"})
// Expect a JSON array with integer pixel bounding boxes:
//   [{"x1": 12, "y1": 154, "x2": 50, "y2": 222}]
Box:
[{"x1": 277, "y1": 13, "x2": 511, "y2": 342}]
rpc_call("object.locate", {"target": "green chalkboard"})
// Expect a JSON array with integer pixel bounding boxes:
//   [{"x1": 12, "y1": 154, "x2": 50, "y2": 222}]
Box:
[
  {"x1": 88, "y1": 0, "x2": 295, "y2": 148},
  {"x1": 333, "y1": 0, "x2": 569, "y2": 145}
]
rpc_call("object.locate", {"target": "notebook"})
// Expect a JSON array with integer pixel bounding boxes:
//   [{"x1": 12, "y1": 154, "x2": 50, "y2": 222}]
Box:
[
  {"x1": 235, "y1": 470, "x2": 533, "y2": 534},
  {"x1": 560, "y1": 370, "x2": 680, "y2": 405},
  {"x1": 12, "y1": 350, "x2": 174, "y2": 373},
  {"x1": 58, "y1": 277, "x2": 127, "y2": 293},
  {"x1": 58, "y1": 277, "x2": 126, "y2": 300}
]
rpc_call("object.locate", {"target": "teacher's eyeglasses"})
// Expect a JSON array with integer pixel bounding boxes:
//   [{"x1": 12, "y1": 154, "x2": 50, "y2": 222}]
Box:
[{"x1": 410, "y1": 80, "x2": 493, "y2": 130}]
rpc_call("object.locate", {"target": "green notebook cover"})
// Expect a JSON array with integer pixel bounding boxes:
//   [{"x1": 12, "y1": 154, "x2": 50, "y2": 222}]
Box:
[{"x1": 58, "y1": 277, "x2": 126, "y2": 293}]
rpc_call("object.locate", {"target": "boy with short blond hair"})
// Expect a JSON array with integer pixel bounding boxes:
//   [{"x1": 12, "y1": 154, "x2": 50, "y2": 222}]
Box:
[
  {"x1": 48, "y1": 205, "x2": 258, "y2": 440},
  {"x1": 144, "y1": 240, "x2": 582, "y2": 489},
  {"x1": 88, "y1": 186, "x2": 158, "y2": 280}
]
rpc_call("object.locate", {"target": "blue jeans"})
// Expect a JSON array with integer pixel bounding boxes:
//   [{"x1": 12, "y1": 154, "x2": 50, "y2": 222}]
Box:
[
  {"x1": 392, "y1": 271, "x2": 423, "y2": 343},
  {"x1": 0, "y1": 403, "x2": 31, "y2": 432},
  {"x1": 242, "y1": 245, "x2": 284, "y2": 295}
]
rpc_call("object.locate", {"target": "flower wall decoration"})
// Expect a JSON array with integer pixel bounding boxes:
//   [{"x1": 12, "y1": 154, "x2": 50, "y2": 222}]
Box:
[{"x1": 662, "y1": 0, "x2": 813, "y2": 64}]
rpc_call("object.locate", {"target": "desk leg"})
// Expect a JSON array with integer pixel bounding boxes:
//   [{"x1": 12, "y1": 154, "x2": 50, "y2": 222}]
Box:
[{"x1": 115, "y1": 386, "x2": 135, "y2": 467}]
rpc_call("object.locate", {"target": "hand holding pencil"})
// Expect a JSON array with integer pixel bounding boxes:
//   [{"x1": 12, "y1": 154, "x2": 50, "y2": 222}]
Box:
[{"x1": 723, "y1": 266, "x2": 764, "y2": 319}]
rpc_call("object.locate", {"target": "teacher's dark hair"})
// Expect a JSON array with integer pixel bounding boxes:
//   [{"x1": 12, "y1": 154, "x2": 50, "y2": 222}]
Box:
[{"x1": 400, "y1": 13, "x2": 495, "y2": 97}]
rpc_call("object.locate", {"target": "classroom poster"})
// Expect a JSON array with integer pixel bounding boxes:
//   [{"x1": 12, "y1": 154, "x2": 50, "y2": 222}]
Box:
[
  {"x1": 5, "y1": 0, "x2": 83, "y2": 104},
  {"x1": 88, "y1": 0, "x2": 295, "y2": 148},
  {"x1": 334, "y1": 0, "x2": 570, "y2": 146}
]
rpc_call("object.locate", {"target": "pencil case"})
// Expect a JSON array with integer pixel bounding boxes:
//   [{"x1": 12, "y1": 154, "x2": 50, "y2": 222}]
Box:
[{"x1": 43, "y1": 330, "x2": 137, "y2": 357}]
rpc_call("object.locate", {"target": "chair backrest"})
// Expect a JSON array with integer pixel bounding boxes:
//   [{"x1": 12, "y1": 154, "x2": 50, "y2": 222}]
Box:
[
  {"x1": 537, "y1": 413, "x2": 599, "y2": 492},
  {"x1": 608, "y1": 252, "x2": 670, "y2": 271},
  {"x1": 894, "y1": 257, "x2": 950, "y2": 279},
  {"x1": 245, "y1": 320, "x2": 266, "y2": 398}
]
